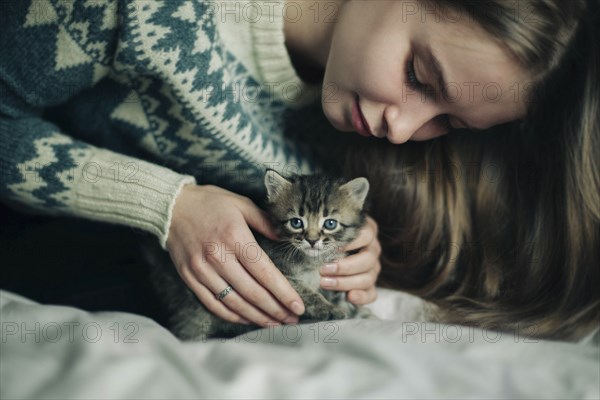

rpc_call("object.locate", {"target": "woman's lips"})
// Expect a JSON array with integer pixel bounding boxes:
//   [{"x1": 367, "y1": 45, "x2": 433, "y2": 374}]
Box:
[{"x1": 352, "y1": 96, "x2": 373, "y2": 137}]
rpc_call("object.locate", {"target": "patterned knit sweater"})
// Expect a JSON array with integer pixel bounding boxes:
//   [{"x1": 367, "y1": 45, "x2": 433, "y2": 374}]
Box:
[{"x1": 0, "y1": 0, "x2": 328, "y2": 250}]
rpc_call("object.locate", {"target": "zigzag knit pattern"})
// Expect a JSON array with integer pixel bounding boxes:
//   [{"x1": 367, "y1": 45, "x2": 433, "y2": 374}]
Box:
[{"x1": 0, "y1": 0, "x2": 323, "y2": 249}]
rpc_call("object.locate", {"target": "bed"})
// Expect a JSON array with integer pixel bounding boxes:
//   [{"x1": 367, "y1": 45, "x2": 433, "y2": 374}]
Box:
[{"x1": 1, "y1": 288, "x2": 598, "y2": 399}]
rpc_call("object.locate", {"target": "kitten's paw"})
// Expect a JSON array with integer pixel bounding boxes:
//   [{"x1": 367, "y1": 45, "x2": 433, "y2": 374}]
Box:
[
  {"x1": 303, "y1": 310, "x2": 331, "y2": 321},
  {"x1": 355, "y1": 306, "x2": 376, "y2": 319},
  {"x1": 329, "y1": 306, "x2": 349, "y2": 320}
]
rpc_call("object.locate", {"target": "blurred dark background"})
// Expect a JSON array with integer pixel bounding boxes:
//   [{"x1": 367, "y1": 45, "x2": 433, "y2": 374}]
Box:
[{"x1": 0, "y1": 200, "x2": 166, "y2": 322}]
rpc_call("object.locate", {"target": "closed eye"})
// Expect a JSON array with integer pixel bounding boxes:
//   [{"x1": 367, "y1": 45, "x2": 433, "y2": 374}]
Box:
[{"x1": 406, "y1": 56, "x2": 425, "y2": 91}]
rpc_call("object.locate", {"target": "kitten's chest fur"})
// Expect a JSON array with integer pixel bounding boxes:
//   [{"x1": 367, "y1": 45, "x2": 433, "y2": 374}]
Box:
[
  {"x1": 255, "y1": 234, "x2": 355, "y2": 319},
  {"x1": 256, "y1": 235, "x2": 336, "y2": 291},
  {"x1": 296, "y1": 269, "x2": 320, "y2": 291}
]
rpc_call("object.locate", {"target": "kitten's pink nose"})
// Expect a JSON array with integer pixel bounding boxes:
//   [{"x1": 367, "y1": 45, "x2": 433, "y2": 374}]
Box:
[{"x1": 307, "y1": 239, "x2": 318, "y2": 247}]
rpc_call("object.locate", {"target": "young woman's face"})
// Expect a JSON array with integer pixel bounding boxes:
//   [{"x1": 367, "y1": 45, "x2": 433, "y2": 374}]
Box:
[{"x1": 322, "y1": 0, "x2": 530, "y2": 143}]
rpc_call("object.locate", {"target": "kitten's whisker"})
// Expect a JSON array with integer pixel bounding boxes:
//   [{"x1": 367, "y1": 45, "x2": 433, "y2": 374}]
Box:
[{"x1": 270, "y1": 241, "x2": 296, "y2": 250}]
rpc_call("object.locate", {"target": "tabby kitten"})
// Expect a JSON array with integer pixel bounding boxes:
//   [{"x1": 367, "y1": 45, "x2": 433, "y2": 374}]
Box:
[{"x1": 147, "y1": 170, "x2": 372, "y2": 341}]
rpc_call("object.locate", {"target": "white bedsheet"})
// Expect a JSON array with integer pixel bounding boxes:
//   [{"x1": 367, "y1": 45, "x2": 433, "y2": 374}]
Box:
[{"x1": 1, "y1": 289, "x2": 598, "y2": 399}]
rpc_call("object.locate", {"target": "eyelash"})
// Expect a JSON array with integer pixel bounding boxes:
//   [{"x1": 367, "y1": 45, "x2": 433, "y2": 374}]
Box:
[
  {"x1": 406, "y1": 57, "x2": 425, "y2": 91},
  {"x1": 440, "y1": 114, "x2": 454, "y2": 131},
  {"x1": 406, "y1": 56, "x2": 453, "y2": 132}
]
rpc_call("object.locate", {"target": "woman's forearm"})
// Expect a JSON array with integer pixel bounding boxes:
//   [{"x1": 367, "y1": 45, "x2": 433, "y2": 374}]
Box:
[{"x1": 0, "y1": 116, "x2": 196, "y2": 249}]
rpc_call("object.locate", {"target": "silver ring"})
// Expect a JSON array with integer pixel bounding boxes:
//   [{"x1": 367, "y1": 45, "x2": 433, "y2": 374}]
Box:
[{"x1": 215, "y1": 285, "x2": 233, "y2": 300}]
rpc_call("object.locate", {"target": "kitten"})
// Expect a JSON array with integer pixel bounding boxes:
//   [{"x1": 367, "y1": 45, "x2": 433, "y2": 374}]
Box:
[{"x1": 145, "y1": 170, "x2": 372, "y2": 341}]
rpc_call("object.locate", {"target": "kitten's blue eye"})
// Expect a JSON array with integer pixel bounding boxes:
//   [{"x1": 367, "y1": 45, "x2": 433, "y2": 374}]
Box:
[
  {"x1": 290, "y1": 218, "x2": 303, "y2": 229},
  {"x1": 323, "y1": 219, "x2": 338, "y2": 230}
]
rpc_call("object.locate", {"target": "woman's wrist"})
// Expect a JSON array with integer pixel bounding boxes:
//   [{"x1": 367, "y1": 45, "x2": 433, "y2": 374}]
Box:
[
  {"x1": 162, "y1": 178, "x2": 198, "y2": 251},
  {"x1": 166, "y1": 182, "x2": 199, "y2": 252}
]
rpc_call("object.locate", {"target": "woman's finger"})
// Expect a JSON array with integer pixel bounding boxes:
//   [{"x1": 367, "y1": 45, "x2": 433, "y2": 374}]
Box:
[
  {"x1": 237, "y1": 208, "x2": 306, "y2": 316},
  {"x1": 177, "y1": 265, "x2": 249, "y2": 325},
  {"x1": 320, "y1": 268, "x2": 378, "y2": 291},
  {"x1": 186, "y1": 258, "x2": 283, "y2": 327},
  {"x1": 347, "y1": 286, "x2": 378, "y2": 305},
  {"x1": 217, "y1": 289, "x2": 284, "y2": 328},
  {"x1": 215, "y1": 255, "x2": 300, "y2": 324},
  {"x1": 342, "y1": 216, "x2": 378, "y2": 252},
  {"x1": 237, "y1": 243, "x2": 305, "y2": 316},
  {"x1": 238, "y1": 197, "x2": 280, "y2": 241},
  {"x1": 322, "y1": 246, "x2": 379, "y2": 276}
]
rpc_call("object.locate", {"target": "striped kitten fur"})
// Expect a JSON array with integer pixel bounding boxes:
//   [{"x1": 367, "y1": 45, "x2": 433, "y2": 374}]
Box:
[{"x1": 146, "y1": 170, "x2": 373, "y2": 341}]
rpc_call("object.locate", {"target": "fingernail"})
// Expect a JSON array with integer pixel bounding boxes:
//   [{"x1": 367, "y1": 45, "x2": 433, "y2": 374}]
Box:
[
  {"x1": 239, "y1": 318, "x2": 251, "y2": 325},
  {"x1": 321, "y1": 263, "x2": 337, "y2": 274},
  {"x1": 321, "y1": 277, "x2": 337, "y2": 288},
  {"x1": 265, "y1": 321, "x2": 281, "y2": 327},
  {"x1": 284, "y1": 316, "x2": 299, "y2": 324},
  {"x1": 290, "y1": 301, "x2": 305, "y2": 315}
]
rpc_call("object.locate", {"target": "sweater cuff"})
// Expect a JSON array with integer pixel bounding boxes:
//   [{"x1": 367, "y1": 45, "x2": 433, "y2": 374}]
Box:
[{"x1": 71, "y1": 148, "x2": 196, "y2": 250}]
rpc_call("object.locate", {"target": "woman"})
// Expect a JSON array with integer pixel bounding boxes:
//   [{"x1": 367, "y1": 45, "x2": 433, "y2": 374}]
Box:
[
  {"x1": 1, "y1": 0, "x2": 596, "y2": 339},
  {"x1": 341, "y1": 0, "x2": 599, "y2": 340}
]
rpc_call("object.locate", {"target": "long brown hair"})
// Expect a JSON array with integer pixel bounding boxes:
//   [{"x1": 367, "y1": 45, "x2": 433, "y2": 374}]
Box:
[{"x1": 345, "y1": 0, "x2": 599, "y2": 341}]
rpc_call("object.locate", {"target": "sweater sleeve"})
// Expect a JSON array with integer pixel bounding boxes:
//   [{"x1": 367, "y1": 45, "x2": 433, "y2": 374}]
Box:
[{"x1": 0, "y1": 1, "x2": 196, "y2": 250}]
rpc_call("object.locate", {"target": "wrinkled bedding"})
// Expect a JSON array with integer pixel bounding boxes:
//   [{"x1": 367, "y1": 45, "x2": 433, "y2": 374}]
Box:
[{"x1": 1, "y1": 288, "x2": 598, "y2": 399}]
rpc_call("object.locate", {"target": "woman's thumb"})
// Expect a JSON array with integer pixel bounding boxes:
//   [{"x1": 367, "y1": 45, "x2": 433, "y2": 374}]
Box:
[{"x1": 241, "y1": 203, "x2": 279, "y2": 241}]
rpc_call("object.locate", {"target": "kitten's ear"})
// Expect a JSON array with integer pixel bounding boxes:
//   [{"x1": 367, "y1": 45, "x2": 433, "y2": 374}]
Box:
[
  {"x1": 340, "y1": 177, "x2": 370, "y2": 208},
  {"x1": 264, "y1": 169, "x2": 292, "y2": 201}
]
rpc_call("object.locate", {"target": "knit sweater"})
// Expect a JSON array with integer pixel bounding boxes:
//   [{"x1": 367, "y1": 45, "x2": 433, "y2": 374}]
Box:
[{"x1": 0, "y1": 0, "x2": 327, "y2": 250}]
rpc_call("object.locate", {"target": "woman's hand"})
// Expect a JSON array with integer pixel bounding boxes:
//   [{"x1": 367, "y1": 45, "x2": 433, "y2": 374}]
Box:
[
  {"x1": 165, "y1": 184, "x2": 305, "y2": 327},
  {"x1": 319, "y1": 216, "x2": 382, "y2": 304}
]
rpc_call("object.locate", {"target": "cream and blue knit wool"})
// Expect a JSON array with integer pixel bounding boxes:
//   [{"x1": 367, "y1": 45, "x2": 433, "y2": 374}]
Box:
[{"x1": 0, "y1": 0, "x2": 330, "y2": 249}]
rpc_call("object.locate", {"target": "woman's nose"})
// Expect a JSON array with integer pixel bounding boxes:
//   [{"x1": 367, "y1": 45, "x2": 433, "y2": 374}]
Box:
[{"x1": 383, "y1": 102, "x2": 448, "y2": 143}]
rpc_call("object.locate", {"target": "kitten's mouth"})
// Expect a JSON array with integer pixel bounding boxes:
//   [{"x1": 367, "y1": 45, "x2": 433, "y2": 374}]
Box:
[
  {"x1": 303, "y1": 248, "x2": 322, "y2": 257},
  {"x1": 300, "y1": 245, "x2": 338, "y2": 260}
]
